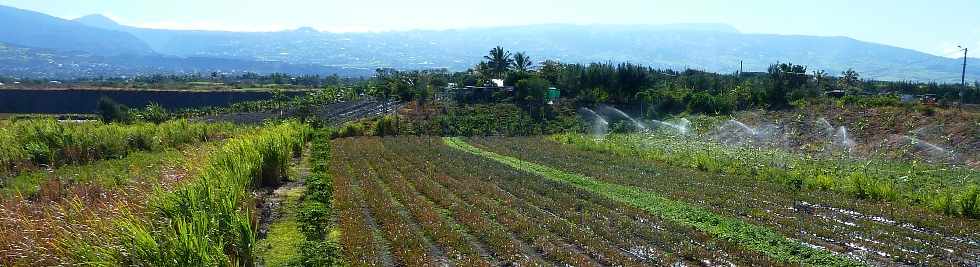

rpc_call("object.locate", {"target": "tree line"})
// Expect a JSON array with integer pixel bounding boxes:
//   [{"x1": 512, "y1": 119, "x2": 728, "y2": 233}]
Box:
[{"x1": 364, "y1": 46, "x2": 980, "y2": 118}]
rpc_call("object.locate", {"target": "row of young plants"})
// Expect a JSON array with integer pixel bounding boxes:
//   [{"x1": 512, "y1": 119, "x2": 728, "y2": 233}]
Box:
[
  {"x1": 293, "y1": 130, "x2": 341, "y2": 266},
  {"x1": 343, "y1": 137, "x2": 595, "y2": 265},
  {"x1": 332, "y1": 103, "x2": 583, "y2": 138},
  {"x1": 332, "y1": 139, "x2": 440, "y2": 265},
  {"x1": 552, "y1": 133, "x2": 980, "y2": 218},
  {"x1": 0, "y1": 118, "x2": 235, "y2": 177},
  {"x1": 363, "y1": 138, "x2": 553, "y2": 266},
  {"x1": 469, "y1": 137, "x2": 980, "y2": 265},
  {"x1": 67, "y1": 121, "x2": 308, "y2": 266},
  {"x1": 446, "y1": 137, "x2": 861, "y2": 266},
  {"x1": 334, "y1": 137, "x2": 789, "y2": 266}
]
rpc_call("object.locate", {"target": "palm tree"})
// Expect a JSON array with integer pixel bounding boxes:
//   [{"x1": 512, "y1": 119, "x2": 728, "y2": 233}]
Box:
[
  {"x1": 483, "y1": 46, "x2": 513, "y2": 78},
  {"x1": 513, "y1": 52, "x2": 532, "y2": 73}
]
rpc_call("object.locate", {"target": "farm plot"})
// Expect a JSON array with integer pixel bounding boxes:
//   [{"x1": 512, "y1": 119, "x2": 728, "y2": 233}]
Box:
[
  {"x1": 467, "y1": 136, "x2": 980, "y2": 266},
  {"x1": 331, "y1": 137, "x2": 782, "y2": 266}
]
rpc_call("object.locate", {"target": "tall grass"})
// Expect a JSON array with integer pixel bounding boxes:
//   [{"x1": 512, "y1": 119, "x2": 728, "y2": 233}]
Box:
[
  {"x1": 69, "y1": 121, "x2": 309, "y2": 266},
  {"x1": 0, "y1": 119, "x2": 235, "y2": 177}
]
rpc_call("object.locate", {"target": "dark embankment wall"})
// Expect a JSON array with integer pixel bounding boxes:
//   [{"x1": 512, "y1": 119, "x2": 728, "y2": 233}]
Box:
[{"x1": 0, "y1": 89, "x2": 308, "y2": 114}]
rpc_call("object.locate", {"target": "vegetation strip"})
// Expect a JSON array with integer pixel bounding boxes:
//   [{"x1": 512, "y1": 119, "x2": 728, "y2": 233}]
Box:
[
  {"x1": 66, "y1": 122, "x2": 308, "y2": 266},
  {"x1": 444, "y1": 137, "x2": 862, "y2": 266},
  {"x1": 551, "y1": 133, "x2": 980, "y2": 218},
  {"x1": 0, "y1": 118, "x2": 234, "y2": 179},
  {"x1": 293, "y1": 130, "x2": 341, "y2": 266}
]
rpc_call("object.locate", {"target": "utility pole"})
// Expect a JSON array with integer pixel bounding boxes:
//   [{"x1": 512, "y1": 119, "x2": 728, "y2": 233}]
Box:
[
  {"x1": 960, "y1": 46, "x2": 968, "y2": 106},
  {"x1": 739, "y1": 60, "x2": 744, "y2": 78}
]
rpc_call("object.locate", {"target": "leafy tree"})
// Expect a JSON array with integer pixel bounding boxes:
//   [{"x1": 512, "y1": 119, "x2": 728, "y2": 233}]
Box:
[
  {"x1": 483, "y1": 46, "x2": 513, "y2": 78},
  {"x1": 615, "y1": 63, "x2": 649, "y2": 104},
  {"x1": 813, "y1": 70, "x2": 832, "y2": 92},
  {"x1": 576, "y1": 87, "x2": 609, "y2": 107},
  {"x1": 513, "y1": 52, "x2": 533, "y2": 73},
  {"x1": 767, "y1": 63, "x2": 808, "y2": 109},
  {"x1": 515, "y1": 77, "x2": 549, "y2": 105},
  {"x1": 539, "y1": 59, "x2": 563, "y2": 84},
  {"x1": 838, "y1": 68, "x2": 862, "y2": 94},
  {"x1": 136, "y1": 102, "x2": 170, "y2": 124}
]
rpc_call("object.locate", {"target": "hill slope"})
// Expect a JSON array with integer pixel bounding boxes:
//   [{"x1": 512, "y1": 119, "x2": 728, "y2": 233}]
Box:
[
  {"x1": 74, "y1": 16, "x2": 980, "y2": 82},
  {"x1": 0, "y1": 42, "x2": 372, "y2": 79},
  {"x1": 0, "y1": 6, "x2": 152, "y2": 56}
]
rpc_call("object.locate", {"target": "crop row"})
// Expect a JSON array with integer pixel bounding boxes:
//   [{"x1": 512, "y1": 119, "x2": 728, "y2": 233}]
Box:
[
  {"x1": 469, "y1": 136, "x2": 980, "y2": 266},
  {"x1": 449, "y1": 137, "x2": 857, "y2": 266},
  {"x1": 332, "y1": 136, "x2": 781, "y2": 266},
  {"x1": 292, "y1": 130, "x2": 341, "y2": 266},
  {"x1": 0, "y1": 119, "x2": 235, "y2": 177}
]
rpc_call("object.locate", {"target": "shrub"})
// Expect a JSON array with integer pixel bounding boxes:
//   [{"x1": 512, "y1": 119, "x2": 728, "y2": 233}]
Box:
[
  {"x1": 97, "y1": 97, "x2": 132, "y2": 123},
  {"x1": 133, "y1": 102, "x2": 171, "y2": 124},
  {"x1": 805, "y1": 174, "x2": 836, "y2": 191},
  {"x1": 958, "y1": 186, "x2": 980, "y2": 217}
]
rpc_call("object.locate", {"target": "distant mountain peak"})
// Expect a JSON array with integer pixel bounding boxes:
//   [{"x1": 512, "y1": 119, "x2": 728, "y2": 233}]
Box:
[
  {"x1": 292, "y1": 26, "x2": 319, "y2": 33},
  {"x1": 73, "y1": 14, "x2": 123, "y2": 30}
]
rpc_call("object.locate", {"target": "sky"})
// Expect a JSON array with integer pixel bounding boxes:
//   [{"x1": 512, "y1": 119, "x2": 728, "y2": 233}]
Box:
[{"x1": 1, "y1": 0, "x2": 977, "y2": 58}]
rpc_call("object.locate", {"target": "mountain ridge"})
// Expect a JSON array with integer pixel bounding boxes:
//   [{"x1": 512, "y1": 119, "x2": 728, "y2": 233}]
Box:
[
  {"x1": 0, "y1": 5, "x2": 975, "y2": 82},
  {"x1": 71, "y1": 14, "x2": 977, "y2": 82},
  {"x1": 0, "y1": 6, "x2": 153, "y2": 56}
]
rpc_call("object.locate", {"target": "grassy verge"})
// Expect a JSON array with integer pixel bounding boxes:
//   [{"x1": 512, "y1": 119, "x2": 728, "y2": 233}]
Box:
[{"x1": 445, "y1": 137, "x2": 861, "y2": 266}]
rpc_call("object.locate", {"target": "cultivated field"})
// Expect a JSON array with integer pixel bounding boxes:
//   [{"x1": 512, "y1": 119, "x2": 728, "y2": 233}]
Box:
[
  {"x1": 467, "y1": 136, "x2": 980, "y2": 266},
  {"x1": 2, "y1": 118, "x2": 976, "y2": 266}
]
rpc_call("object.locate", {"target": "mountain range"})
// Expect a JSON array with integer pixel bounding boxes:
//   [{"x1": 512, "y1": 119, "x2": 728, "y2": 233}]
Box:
[{"x1": 0, "y1": 4, "x2": 977, "y2": 82}]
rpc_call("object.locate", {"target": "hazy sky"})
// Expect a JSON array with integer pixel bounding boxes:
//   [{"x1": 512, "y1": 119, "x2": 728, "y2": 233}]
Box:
[{"x1": 2, "y1": 0, "x2": 978, "y2": 57}]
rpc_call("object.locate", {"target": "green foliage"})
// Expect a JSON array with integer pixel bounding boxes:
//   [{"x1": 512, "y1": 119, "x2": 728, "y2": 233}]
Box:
[
  {"x1": 97, "y1": 97, "x2": 132, "y2": 123},
  {"x1": 372, "y1": 115, "x2": 400, "y2": 137},
  {"x1": 515, "y1": 77, "x2": 549, "y2": 105},
  {"x1": 0, "y1": 119, "x2": 234, "y2": 177},
  {"x1": 483, "y1": 46, "x2": 514, "y2": 78},
  {"x1": 335, "y1": 122, "x2": 366, "y2": 138},
  {"x1": 2, "y1": 149, "x2": 185, "y2": 197},
  {"x1": 512, "y1": 52, "x2": 533, "y2": 73},
  {"x1": 553, "y1": 133, "x2": 980, "y2": 219},
  {"x1": 767, "y1": 63, "x2": 809, "y2": 109},
  {"x1": 576, "y1": 88, "x2": 609, "y2": 107},
  {"x1": 332, "y1": 103, "x2": 582, "y2": 138},
  {"x1": 132, "y1": 102, "x2": 171, "y2": 124},
  {"x1": 839, "y1": 94, "x2": 902, "y2": 108},
  {"x1": 295, "y1": 130, "x2": 341, "y2": 266},
  {"x1": 85, "y1": 122, "x2": 310, "y2": 266}
]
